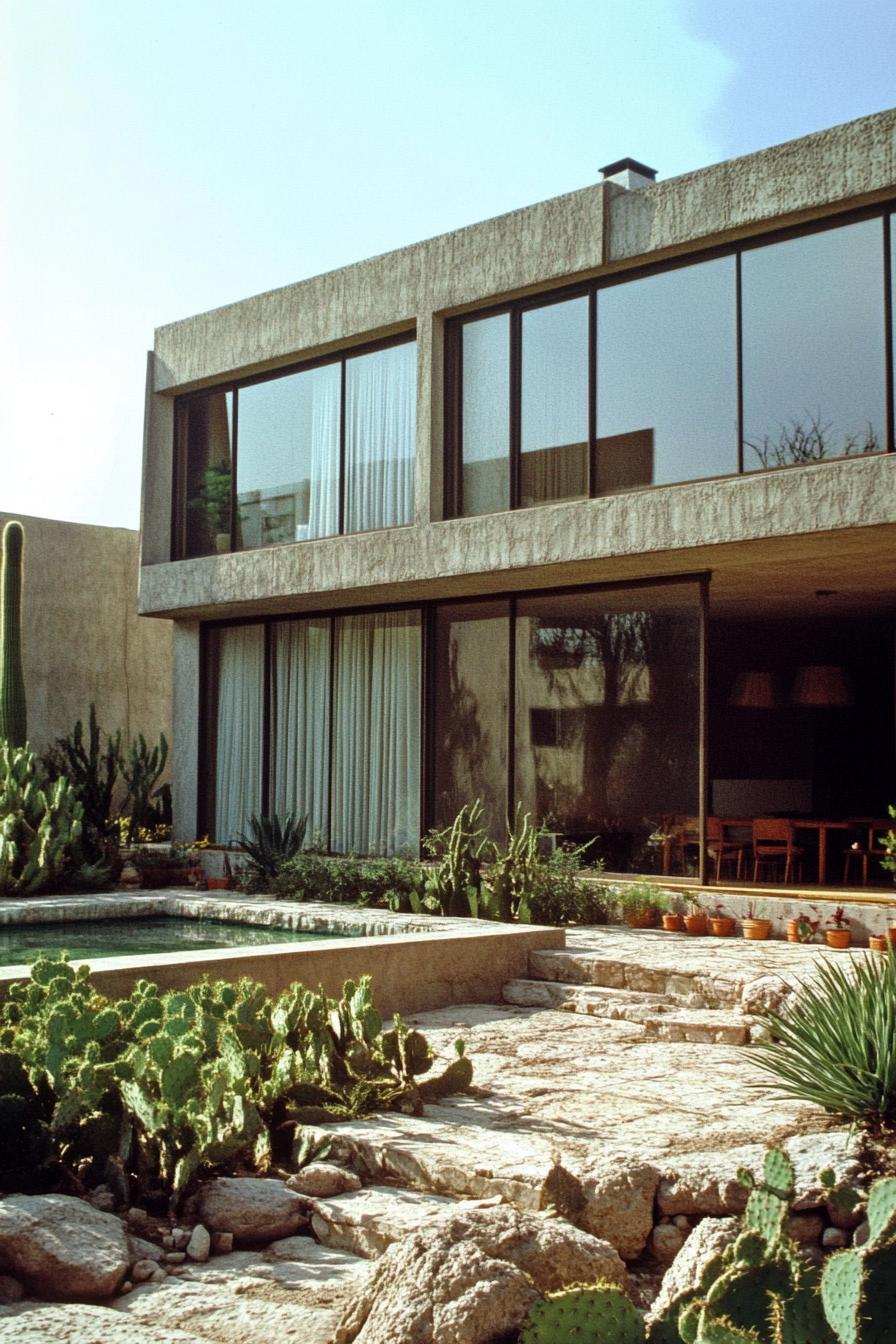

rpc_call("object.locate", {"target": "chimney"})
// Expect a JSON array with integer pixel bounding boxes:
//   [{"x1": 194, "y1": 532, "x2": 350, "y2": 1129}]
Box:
[{"x1": 599, "y1": 158, "x2": 657, "y2": 190}]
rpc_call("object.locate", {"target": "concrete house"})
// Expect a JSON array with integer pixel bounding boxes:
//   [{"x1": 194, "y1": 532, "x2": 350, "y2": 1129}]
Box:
[{"x1": 139, "y1": 109, "x2": 896, "y2": 885}]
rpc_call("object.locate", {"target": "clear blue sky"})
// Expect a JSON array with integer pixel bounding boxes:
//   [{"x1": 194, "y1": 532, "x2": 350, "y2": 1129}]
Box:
[{"x1": 2, "y1": 0, "x2": 894, "y2": 529}]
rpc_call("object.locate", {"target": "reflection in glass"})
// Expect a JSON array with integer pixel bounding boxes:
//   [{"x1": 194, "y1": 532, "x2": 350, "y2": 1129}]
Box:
[
  {"x1": 432, "y1": 602, "x2": 510, "y2": 840},
  {"x1": 461, "y1": 315, "x2": 510, "y2": 516},
  {"x1": 331, "y1": 610, "x2": 421, "y2": 854},
  {"x1": 514, "y1": 585, "x2": 700, "y2": 872},
  {"x1": 270, "y1": 619, "x2": 331, "y2": 842},
  {"x1": 521, "y1": 298, "x2": 589, "y2": 505},
  {"x1": 742, "y1": 219, "x2": 885, "y2": 469},
  {"x1": 596, "y1": 258, "x2": 737, "y2": 490},
  {"x1": 179, "y1": 391, "x2": 234, "y2": 558},
  {"x1": 345, "y1": 342, "x2": 416, "y2": 532},
  {"x1": 237, "y1": 364, "x2": 340, "y2": 549},
  {"x1": 209, "y1": 624, "x2": 264, "y2": 845}
]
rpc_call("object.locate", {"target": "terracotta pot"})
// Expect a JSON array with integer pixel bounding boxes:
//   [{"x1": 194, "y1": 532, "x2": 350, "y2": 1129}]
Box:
[
  {"x1": 683, "y1": 913, "x2": 708, "y2": 936},
  {"x1": 887, "y1": 926, "x2": 896, "y2": 946},
  {"x1": 741, "y1": 918, "x2": 772, "y2": 941},
  {"x1": 825, "y1": 929, "x2": 851, "y2": 949},
  {"x1": 662, "y1": 912, "x2": 684, "y2": 932},
  {"x1": 869, "y1": 934, "x2": 888, "y2": 953},
  {"x1": 623, "y1": 910, "x2": 657, "y2": 929},
  {"x1": 710, "y1": 917, "x2": 736, "y2": 937},
  {"x1": 206, "y1": 876, "x2": 232, "y2": 891}
]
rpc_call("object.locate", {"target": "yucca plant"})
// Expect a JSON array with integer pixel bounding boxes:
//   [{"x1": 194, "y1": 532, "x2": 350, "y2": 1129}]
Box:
[
  {"x1": 752, "y1": 948, "x2": 896, "y2": 1126},
  {"x1": 237, "y1": 812, "x2": 308, "y2": 881}
]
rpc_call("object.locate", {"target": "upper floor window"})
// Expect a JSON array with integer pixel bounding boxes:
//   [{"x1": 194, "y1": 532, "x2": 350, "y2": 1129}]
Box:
[
  {"x1": 172, "y1": 334, "x2": 416, "y2": 559},
  {"x1": 445, "y1": 211, "x2": 893, "y2": 517}
]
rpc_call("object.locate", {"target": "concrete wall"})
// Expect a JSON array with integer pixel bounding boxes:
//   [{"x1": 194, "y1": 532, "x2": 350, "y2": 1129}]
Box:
[{"x1": 0, "y1": 511, "x2": 173, "y2": 757}]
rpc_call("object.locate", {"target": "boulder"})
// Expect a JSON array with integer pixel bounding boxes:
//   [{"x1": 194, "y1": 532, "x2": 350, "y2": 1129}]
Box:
[
  {"x1": 0, "y1": 1193, "x2": 130, "y2": 1299},
  {"x1": 646, "y1": 1216, "x2": 739, "y2": 1330},
  {"x1": 739, "y1": 975, "x2": 794, "y2": 1015},
  {"x1": 186, "y1": 1224, "x2": 211, "y2": 1263},
  {"x1": 195, "y1": 1178, "x2": 311, "y2": 1245},
  {"x1": 335, "y1": 1204, "x2": 631, "y2": 1344},
  {"x1": 286, "y1": 1163, "x2": 363, "y2": 1198},
  {"x1": 577, "y1": 1159, "x2": 660, "y2": 1260},
  {"x1": 0, "y1": 1301, "x2": 205, "y2": 1342}
]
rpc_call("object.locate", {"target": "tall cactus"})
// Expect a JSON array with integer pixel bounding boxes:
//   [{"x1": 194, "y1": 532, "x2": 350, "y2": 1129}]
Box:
[{"x1": 0, "y1": 520, "x2": 26, "y2": 747}]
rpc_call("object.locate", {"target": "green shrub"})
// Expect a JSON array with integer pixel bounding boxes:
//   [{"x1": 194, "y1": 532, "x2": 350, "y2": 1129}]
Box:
[
  {"x1": 0, "y1": 955, "x2": 472, "y2": 1209},
  {"x1": 237, "y1": 812, "x2": 308, "y2": 882},
  {"x1": 753, "y1": 948, "x2": 896, "y2": 1127},
  {"x1": 524, "y1": 847, "x2": 612, "y2": 926}
]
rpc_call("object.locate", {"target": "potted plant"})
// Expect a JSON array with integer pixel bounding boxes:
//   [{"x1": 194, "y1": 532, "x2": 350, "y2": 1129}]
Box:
[
  {"x1": 188, "y1": 463, "x2": 232, "y2": 554},
  {"x1": 824, "y1": 906, "x2": 851, "y2": 949},
  {"x1": 741, "y1": 902, "x2": 772, "y2": 941},
  {"x1": 661, "y1": 895, "x2": 684, "y2": 933},
  {"x1": 709, "y1": 902, "x2": 736, "y2": 937},
  {"x1": 683, "y1": 895, "x2": 708, "y2": 936},
  {"x1": 786, "y1": 907, "x2": 820, "y2": 943},
  {"x1": 618, "y1": 882, "x2": 661, "y2": 929}
]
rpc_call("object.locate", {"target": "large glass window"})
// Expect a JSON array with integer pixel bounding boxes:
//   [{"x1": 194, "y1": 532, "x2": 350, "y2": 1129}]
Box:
[
  {"x1": 173, "y1": 336, "x2": 415, "y2": 559},
  {"x1": 596, "y1": 257, "x2": 737, "y2": 490},
  {"x1": 176, "y1": 392, "x2": 234, "y2": 558},
  {"x1": 432, "y1": 601, "x2": 510, "y2": 840},
  {"x1": 447, "y1": 212, "x2": 892, "y2": 516},
  {"x1": 521, "y1": 297, "x2": 589, "y2": 506},
  {"x1": 237, "y1": 364, "x2": 340, "y2": 548},
  {"x1": 514, "y1": 584, "x2": 701, "y2": 871},
  {"x1": 270, "y1": 618, "x2": 331, "y2": 842},
  {"x1": 344, "y1": 342, "x2": 416, "y2": 532},
  {"x1": 742, "y1": 219, "x2": 886, "y2": 469},
  {"x1": 206, "y1": 624, "x2": 264, "y2": 844},
  {"x1": 460, "y1": 314, "x2": 510, "y2": 516}
]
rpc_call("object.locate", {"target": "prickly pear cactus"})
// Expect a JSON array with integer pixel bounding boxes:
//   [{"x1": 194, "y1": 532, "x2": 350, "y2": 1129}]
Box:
[
  {"x1": 0, "y1": 743, "x2": 83, "y2": 894},
  {"x1": 820, "y1": 1175, "x2": 896, "y2": 1344},
  {"x1": 519, "y1": 1283, "x2": 645, "y2": 1344}
]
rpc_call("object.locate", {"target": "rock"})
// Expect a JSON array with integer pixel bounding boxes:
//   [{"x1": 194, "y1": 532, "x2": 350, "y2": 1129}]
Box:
[
  {"x1": 651, "y1": 1224, "x2": 684, "y2": 1263},
  {"x1": 164, "y1": 1251, "x2": 187, "y2": 1264},
  {"x1": 88, "y1": 1184, "x2": 117, "y2": 1212},
  {"x1": 287, "y1": 1163, "x2": 363, "y2": 1198},
  {"x1": 0, "y1": 1192, "x2": 130, "y2": 1299},
  {"x1": 128, "y1": 1234, "x2": 164, "y2": 1263},
  {"x1": 172, "y1": 1227, "x2": 190, "y2": 1250},
  {"x1": 788, "y1": 1213, "x2": 825, "y2": 1245},
  {"x1": 646, "y1": 1216, "x2": 739, "y2": 1330},
  {"x1": 119, "y1": 1279, "x2": 133, "y2": 1294},
  {"x1": 127, "y1": 1206, "x2": 150, "y2": 1227},
  {"x1": 578, "y1": 1159, "x2": 660, "y2": 1259},
  {"x1": 132, "y1": 1259, "x2": 167, "y2": 1283},
  {"x1": 186, "y1": 1224, "x2": 211, "y2": 1263},
  {"x1": 822, "y1": 1227, "x2": 849, "y2": 1249},
  {"x1": 0, "y1": 1301, "x2": 207, "y2": 1342},
  {"x1": 739, "y1": 975, "x2": 794, "y2": 1015},
  {"x1": 211, "y1": 1232, "x2": 234, "y2": 1255},
  {"x1": 827, "y1": 1197, "x2": 865, "y2": 1231},
  {"x1": 0, "y1": 1275, "x2": 24, "y2": 1304},
  {"x1": 854, "y1": 1219, "x2": 870, "y2": 1247},
  {"x1": 672, "y1": 1215, "x2": 692, "y2": 1233},
  {"x1": 195, "y1": 1178, "x2": 311, "y2": 1245},
  {"x1": 335, "y1": 1204, "x2": 631, "y2": 1344}
]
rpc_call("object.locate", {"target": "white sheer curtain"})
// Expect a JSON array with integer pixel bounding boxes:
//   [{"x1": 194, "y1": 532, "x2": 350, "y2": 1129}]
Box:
[
  {"x1": 214, "y1": 625, "x2": 264, "y2": 844},
  {"x1": 270, "y1": 619, "x2": 330, "y2": 840},
  {"x1": 306, "y1": 363, "x2": 341, "y2": 538},
  {"x1": 331, "y1": 611, "x2": 420, "y2": 854},
  {"x1": 344, "y1": 342, "x2": 416, "y2": 532}
]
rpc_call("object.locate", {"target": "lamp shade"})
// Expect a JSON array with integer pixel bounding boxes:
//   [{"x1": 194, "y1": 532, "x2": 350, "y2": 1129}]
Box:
[
  {"x1": 729, "y1": 671, "x2": 782, "y2": 708},
  {"x1": 791, "y1": 664, "x2": 854, "y2": 707}
]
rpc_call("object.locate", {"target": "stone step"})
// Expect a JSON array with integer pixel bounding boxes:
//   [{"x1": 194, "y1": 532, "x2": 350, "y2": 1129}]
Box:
[
  {"x1": 502, "y1": 979, "x2": 751, "y2": 1045},
  {"x1": 309, "y1": 1184, "x2": 497, "y2": 1259},
  {"x1": 527, "y1": 948, "x2": 742, "y2": 1008}
]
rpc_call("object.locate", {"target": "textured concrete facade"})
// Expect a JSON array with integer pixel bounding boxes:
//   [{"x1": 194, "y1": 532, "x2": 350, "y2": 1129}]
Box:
[
  {"x1": 0, "y1": 511, "x2": 172, "y2": 756},
  {"x1": 138, "y1": 109, "x2": 896, "y2": 836}
]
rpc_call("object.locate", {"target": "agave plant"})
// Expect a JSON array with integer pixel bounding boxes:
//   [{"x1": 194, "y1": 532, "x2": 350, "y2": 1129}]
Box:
[
  {"x1": 752, "y1": 947, "x2": 896, "y2": 1126},
  {"x1": 237, "y1": 812, "x2": 308, "y2": 881}
]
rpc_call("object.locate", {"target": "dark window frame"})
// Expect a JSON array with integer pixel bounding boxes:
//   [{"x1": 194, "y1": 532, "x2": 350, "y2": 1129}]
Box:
[
  {"x1": 444, "y1": 204, "x2": 896, "y2": 519},
  {"x1": 171, "y1": 329, "x2": 416, "y2": 561}
]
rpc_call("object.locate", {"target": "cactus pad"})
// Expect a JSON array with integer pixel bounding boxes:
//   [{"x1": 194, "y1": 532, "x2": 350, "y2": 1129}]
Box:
[{"x1": 519, "y1": 1284, "x2": 645, "y2": 1343}]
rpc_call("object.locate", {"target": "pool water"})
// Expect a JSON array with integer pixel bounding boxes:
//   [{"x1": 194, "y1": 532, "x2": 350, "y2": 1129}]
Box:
[{"x1": 0, "y1": 917, "x2": 344, "y2": 966}]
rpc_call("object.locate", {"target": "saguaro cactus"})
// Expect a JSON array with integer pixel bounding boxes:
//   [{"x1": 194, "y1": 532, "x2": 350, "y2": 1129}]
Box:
[{"x1": 0, "y1": 520, "x2": 26, "y2": 746}]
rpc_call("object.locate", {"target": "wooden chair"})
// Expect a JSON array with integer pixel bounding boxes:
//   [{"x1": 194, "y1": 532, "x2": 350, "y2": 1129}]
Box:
[
  {"x1": 752, "y1": 818, "x2": 804, "y2": 884},
  {"x1": 671, "y1": 816, "x2": 701, "y2": 876},
  {"x1": 706, "y1": 816, "x2": 747, "y2": 882},
  {"x1": 843, "y1": 822, "x2": 890, "y2": 886}
]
